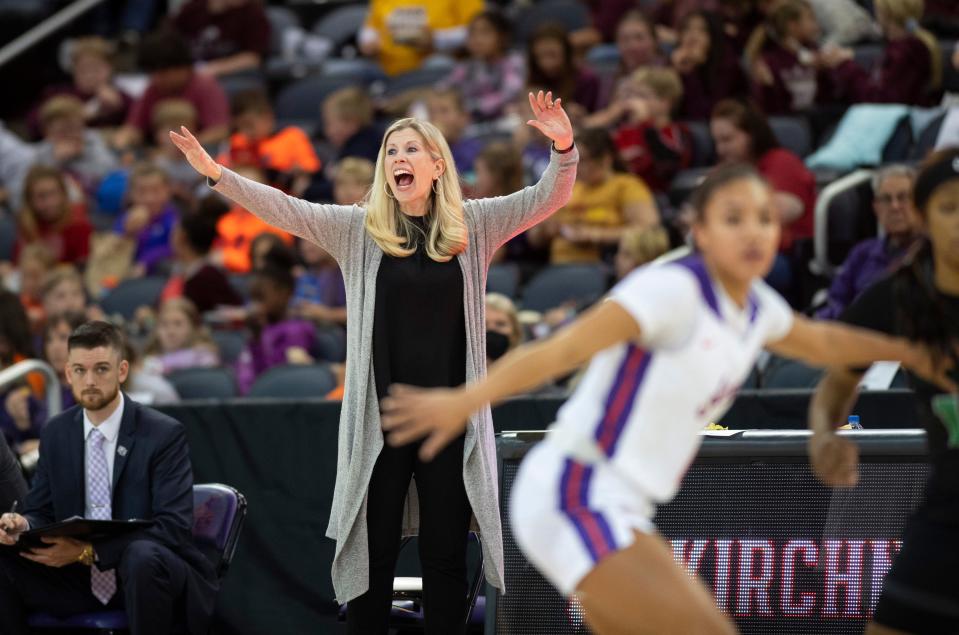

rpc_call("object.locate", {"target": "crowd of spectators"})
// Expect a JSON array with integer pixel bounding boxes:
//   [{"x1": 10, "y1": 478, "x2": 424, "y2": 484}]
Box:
[{"x1": 1, "y1": 0, "x2": 958, "y2": 460}]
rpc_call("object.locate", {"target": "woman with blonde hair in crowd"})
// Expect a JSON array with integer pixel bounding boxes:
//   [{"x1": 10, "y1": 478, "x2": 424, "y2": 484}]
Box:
[
  {"x1": 171, "y1": 89, "x2": 577, "y2": 634},
  {"x1": 819, "y1": 0, "x2": 942, "y2": 105}
]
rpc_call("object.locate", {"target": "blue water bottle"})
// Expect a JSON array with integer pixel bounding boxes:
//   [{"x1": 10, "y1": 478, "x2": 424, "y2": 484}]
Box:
[{"x1": 847, "y1": 415, "x2": 862, "y2": 430}]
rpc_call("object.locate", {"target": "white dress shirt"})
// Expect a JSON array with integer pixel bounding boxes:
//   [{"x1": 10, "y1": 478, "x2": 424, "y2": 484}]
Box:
[{"x1": 83, "y1": 395, "x2": 124, "y2": 519}]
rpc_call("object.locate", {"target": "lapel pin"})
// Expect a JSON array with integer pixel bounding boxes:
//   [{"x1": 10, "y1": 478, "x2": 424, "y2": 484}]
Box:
[{"x1": 117, "y1": 446, "x2": 128, "y2": 457}]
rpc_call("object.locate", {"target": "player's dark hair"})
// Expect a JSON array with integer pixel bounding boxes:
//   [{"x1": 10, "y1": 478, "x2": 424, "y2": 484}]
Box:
[
  {"x1": 891, "y1": 148, "x2": 959, "y2": 367},
  {"x1": 689, "y1": 163, "x2": 766, "y2": 221}
]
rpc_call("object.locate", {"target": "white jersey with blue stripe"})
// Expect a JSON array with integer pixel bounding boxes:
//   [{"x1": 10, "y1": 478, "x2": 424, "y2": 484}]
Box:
[{"x1": 546, "y1": 255, "x2": 795, "y2": 503}]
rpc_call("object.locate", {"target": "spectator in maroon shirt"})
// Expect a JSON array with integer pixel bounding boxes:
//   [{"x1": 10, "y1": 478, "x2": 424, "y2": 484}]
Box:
[
  {"x1": 711, "y1": 99, "x2": 815, "y2": 253},
  {"x1": 27, "y1": 37, "x2": 132, "y2": 140},
  {"x1": 527, "y1": 24, "x2": 601, "y2": 118},
  {"x1": 171, "y1": 0, "x2": 270, "y2": 78},
  {"x1": 749, "y1": 0, "x2": 836, "y2": 115},
  {"x1": 569, "y1": 0, "x2": 637, "y2": 49},
  {"x1": 597, "y1": 11, "x2": 663, "y2": 109},
  {"x1": 14, "y1": 165, "x2": 92, "y2": 266},
  {"x1": 672, "y1": 11, "x2": 748, "y2": 121},
  {"x1": 819, "y1": 0, "x2": 942, "y2": 106},
  {"x1": 613, "y1": 67, "x2": 692, "y2": 194},
  {"x1": 114, "y1": 30, "x2": 230, "y2": 151}
]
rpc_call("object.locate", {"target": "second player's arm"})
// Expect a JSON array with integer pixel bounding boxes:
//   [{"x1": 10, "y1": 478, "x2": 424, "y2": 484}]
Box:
[{"x1": 767, "y1": 314, "x2": 954, "y2": 390}]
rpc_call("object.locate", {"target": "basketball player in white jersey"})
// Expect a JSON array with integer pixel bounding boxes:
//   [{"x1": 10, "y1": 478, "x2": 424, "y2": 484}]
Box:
[{"x1": 380, "y1": 164, "x2": 955, "y2": 634}]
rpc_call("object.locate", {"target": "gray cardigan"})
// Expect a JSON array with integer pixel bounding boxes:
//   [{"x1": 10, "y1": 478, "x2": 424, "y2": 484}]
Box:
[{"x1": 212, "y1": 145, "x2": 578, "y2": 602}]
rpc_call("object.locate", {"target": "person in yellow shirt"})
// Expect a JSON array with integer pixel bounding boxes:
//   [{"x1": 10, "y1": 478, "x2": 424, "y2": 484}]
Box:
[
  {"x1": 529, "y1": 127, "x2": 660, "y2": 264},
  {"x1": 359, "y1": 0, "x2": 483, "y2": 76}
]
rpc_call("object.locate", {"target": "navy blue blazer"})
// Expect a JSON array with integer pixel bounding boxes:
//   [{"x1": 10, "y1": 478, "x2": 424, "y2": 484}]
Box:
[{"x1": 23, "y1": 394, "x2": 217, "y2": 633}]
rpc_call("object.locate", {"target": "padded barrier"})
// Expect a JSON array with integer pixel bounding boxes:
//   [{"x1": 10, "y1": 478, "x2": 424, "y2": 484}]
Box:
[{"x1": 155, "y1": 388, "x2": 919, "y2": 633}]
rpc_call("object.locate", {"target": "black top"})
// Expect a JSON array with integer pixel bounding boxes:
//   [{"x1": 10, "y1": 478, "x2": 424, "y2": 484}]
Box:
[
  {"x1": 841, "y1": 272, "x2": 959, "y2": 523},
  {"x1": 373, "y1": 215, "x2": 467, "y2": 401}
]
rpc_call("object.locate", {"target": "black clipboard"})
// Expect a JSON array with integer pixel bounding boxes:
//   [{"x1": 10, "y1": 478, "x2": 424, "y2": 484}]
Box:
[{"x1": 16, "y1": 517, "x2": 152, "y2": 549}]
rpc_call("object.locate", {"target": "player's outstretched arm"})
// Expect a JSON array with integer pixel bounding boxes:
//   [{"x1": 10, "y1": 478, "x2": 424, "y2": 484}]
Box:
[
  {"x1": 767, "y1": 314, "x2": 956, "y2": 392},
  {"x1": 381, "y1": 299, "x2": 641, "y2": 460}
]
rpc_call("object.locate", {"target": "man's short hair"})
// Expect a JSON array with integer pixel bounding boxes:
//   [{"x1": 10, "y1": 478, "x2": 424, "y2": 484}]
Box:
[{"x1": 68, "y1": 321, "x2": 126, "y2": 357}]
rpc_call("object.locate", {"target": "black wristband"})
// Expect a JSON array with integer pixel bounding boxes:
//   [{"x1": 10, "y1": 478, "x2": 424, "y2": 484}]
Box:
[{"x1": 552, "y1": 142, "x2": 574, "y2": 154}]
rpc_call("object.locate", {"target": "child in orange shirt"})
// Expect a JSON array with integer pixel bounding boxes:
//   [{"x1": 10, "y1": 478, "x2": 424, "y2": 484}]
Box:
[
  {"x1": 214, "y1": 166, "x2": 294, "y2": 273},
  {"x1": 219, "y1": 89, "x2": 320, "y2": 197}
]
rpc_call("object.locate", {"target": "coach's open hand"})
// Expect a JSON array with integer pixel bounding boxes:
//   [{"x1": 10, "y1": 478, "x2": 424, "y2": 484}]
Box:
[
  {"x1": 169, "y1": 126, "x2": 222, "y2": 182},
  {"x1": 526, "y1": 90, "x2": 573, "y2": 152},
  {"x1": 381, "y1": 385, "x2": 472, "y2": 460}
]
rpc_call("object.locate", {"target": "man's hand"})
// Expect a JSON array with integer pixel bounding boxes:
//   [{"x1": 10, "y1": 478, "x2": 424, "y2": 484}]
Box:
[
  {"x1": 0, "y1": 513, "x2": 28, "y2": 546},
  {"x1": 21, "y1": 537, "x2": 89, "y2": 568}
]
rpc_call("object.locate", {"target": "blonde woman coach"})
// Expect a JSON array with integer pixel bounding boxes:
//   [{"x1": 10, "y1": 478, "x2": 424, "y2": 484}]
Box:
[{"x1": 170, "y1": 90, "x2": 576, "y2": 634}]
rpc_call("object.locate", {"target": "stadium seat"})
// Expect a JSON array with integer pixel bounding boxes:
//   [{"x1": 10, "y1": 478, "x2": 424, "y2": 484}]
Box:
[
  {"x1": 769, "y1": 116, "x2": 812, "y2": 157},
  {"x1": 322, "y1": 57, "x2": 387, "y2": 82},
  {"x1": 313, "y1": 325, "x2": 347, "y2": 363},
  {"x1": 941, "y1": 40, "x2": 959, "y2": 93},
  {"x1": 0, "y1": 212, "x2": 15, "y2": 261},
  {"x1": 275, "y1": 74, "x2": 366, "y2": 127},
  {"x1": 228, "y1": 274, "x2": 250, "y2": 300},
  {"x1": 211, "y1": 330, "x2": 247, "y2": 365},
  {"x1": 912, "y1": 111, "x2": 946, "y2": 160},
  {"x1": 882, "y1": 117, "x2": 914, "y2": 163},
  {"x1": 852, "y1": 43, "x2": 883, "y2": 72},
  {"x1": 167, "y1": 367, "x2": 238, "y2": 400},
  {"x1": 247, "y1": 363, "x2": 337, "y2": 398},
  {"x1": 266, "y1": 5, "x2": 300, "y2": 57},
  {"x1": 100, "y1": 276, "x2": 166, "y2": 320},
  {"x1": 762, "y1": 356, "x2": 824, "y2": 389},
  {"x1": 585, "y1": 43, "x2": 620, "y2": 65},
  {"x1": 487, "y1": 262, "x2": 520, "y2": 299},
  {"x1": 812, "y1": 168, "x2": 876, "y2": 277},
  {"x1": 265, "y1": 5, "x2": 303, "y2": 80},
  {"x1": 312, "y1": 4, "x2": 367, "y2": 50},
  {"x1": 685, "y1": 120, "x2": 715, "y2": 167},
  {"x1": 381, "y1": 66, "x2": 452, "y2": 99},
  {"x1": 27, "y1": 484, "x2": 247, "y2": 632},
  {"x1": 217, "y1": 70, "x2": 267, "y2": 98},
  {"x1": 521, "y1": 264, "x2": 608, "y2": 313},
  {"x1": 515, "y1": 0, "x2": 590, "y2": 42}
]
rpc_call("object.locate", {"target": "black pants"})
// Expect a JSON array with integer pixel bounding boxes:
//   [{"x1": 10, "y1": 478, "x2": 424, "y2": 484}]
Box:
[
  {"x1": 347, "y1": 435, "x2": 473, "y2": 635},
  {"x1": 0, "y1": 539, "x2": 189, "y2": 635}
]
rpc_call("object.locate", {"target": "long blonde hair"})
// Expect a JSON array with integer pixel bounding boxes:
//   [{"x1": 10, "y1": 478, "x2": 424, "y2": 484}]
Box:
[
  {"x1": 364, "y1": 118, "x2": 468, "y2": 261},
  {"x1": 875, "y1": 0, "x2": 942, "y2": 92}
]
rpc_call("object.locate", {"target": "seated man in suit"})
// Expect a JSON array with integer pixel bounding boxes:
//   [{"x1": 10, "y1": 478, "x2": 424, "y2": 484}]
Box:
[
  {"x1": 0, "y1": 321, "x2": 217, "y2": 635},
  {"x1": 0, "y1": 433, "x2": 27, "y2": 514}
]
